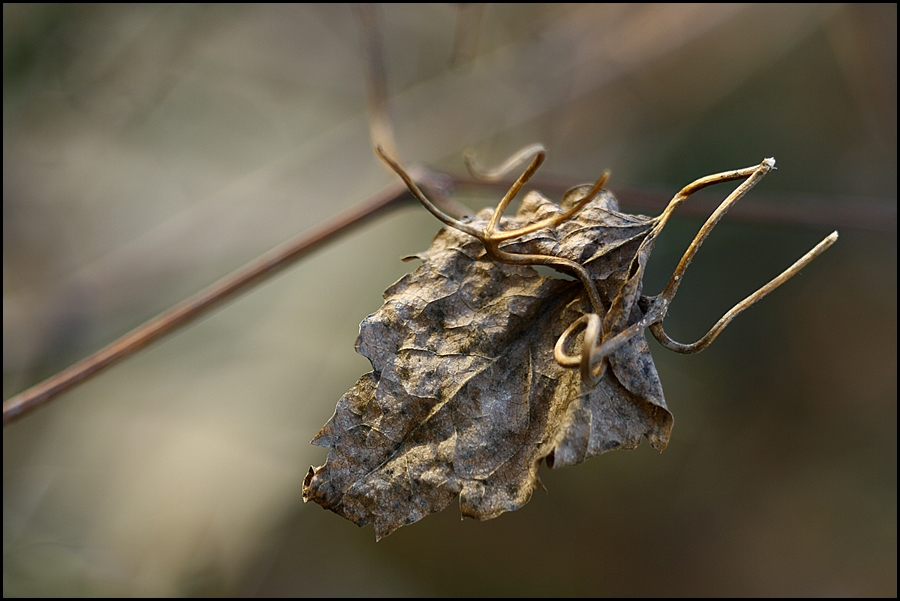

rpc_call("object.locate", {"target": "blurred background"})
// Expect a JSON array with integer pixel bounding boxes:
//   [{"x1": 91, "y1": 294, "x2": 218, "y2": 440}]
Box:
[{"x1": 3, "y1": 4, "x2": 895, "y2": 596}]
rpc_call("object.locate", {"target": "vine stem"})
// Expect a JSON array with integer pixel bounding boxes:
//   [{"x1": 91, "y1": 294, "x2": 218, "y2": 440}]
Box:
[
  {"x1": 4, "y1": 167, "x2": 857, "y2": 426},
  {"x1": 2, "y1": 177, "x2": 432, "y2": 426}
]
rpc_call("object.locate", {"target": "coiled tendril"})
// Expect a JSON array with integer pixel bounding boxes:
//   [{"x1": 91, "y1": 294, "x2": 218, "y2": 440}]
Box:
[{"x1": 377, "y1": 145, "x2": 837, "y2": 389}]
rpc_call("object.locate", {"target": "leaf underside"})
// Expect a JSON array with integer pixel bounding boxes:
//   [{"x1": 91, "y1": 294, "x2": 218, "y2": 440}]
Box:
[{"x1": 303, "y1": 188, "x2": 673, "y2": 539}]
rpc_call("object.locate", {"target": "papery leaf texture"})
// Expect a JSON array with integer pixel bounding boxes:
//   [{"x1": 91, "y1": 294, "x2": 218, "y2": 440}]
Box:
[{"x1": 303, "y1": 187, "x2": 674, "y2": 539}]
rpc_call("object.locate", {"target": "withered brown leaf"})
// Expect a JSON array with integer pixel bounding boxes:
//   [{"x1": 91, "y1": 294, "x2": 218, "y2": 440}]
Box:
[
  {"x1": 303, "y1": 149, "x2": 836, "y2": 539},
  {"x1": 303, "y1": 188, "x2": 673, "y2": 540}
]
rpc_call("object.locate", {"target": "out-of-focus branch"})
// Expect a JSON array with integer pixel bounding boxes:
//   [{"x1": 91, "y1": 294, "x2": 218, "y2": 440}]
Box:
[
  {"x1": 3, "y1": 177, "x2": 432, "y2": 426},
  {"x1": 353, "y1": 4, "x2": 472, "y2": 220},
  {"x1": 450, "y1": 4, "x2": 486, "y2": 70},
  {"x1": 5, "y1": 164, "x2": 886, "y2": 426},
  {"x1": 353, "y1": 4, "x2": 399, "y2": 162},
  {"x1": 453, "y1": 175, "x2": 897, "y2": 234}
]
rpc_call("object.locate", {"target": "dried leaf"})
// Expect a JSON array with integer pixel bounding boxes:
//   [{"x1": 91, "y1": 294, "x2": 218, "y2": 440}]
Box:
[
  {"x1": 303, "y1": 188, "x2": 672, "y2": 539},
  {"x1": 303, "y1": 151, "x2": 836, "y2": 539}
]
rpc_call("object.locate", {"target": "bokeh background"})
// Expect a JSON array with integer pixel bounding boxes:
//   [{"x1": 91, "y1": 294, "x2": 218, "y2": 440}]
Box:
[{"x1": 4, "y1": 4, "x2": 895, "y2": 596}]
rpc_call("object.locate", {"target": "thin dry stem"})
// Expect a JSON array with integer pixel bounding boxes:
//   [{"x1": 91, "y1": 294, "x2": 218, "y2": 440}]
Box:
[
  {"x1": 656, "y1": 158, "x2": 777, "y2": 304},
  {"x1": 487, "y1": 170, "x2": 610, "y2": 243},
  {"x1": 383, "y1": 149, "x2": 837, "y2": 391},
  {"x1": 354, "y1": 4, "x2": 399, "y2": 162},
  {"x1": 3, "y1": 178, "x2": 420, "y2": 426},
  {"x1": 463, "y1": 144, "x2": 546, "y2": 182},
  {"x1": 376, "y1": 146, "x2": 482, "y2": 237},
  {"x1": 378, "y1": 145, "x2": 609, "y2": 314},
  {"x1": 650, "y1": 231, "x2": 838, "y2": 353},
  {"x1": 5, "y1": 149, "x2": 840, "y2": 425},
  {"x1": 449, "y1": 3, "x2": 486, "y2": 70},
  {"x1": 484, "y1": 146, "x2": 547, "y2": 233},
  {"x1": 587, "y1": 159, "x2": 837, "y2": 371}
]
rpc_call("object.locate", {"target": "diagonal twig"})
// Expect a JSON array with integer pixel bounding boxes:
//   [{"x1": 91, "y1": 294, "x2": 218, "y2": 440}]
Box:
[
  {"x1": 5, "y1": 162, "x2": 861, "y2": 426},
  {"x1": 2, "y1": 177, "x2": 431, "y2": 426}
]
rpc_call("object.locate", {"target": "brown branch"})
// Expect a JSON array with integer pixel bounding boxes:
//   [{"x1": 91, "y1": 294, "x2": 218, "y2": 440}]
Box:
[
  {"x1": 4, "y1": 164, "x2": 881, "y2": 426},
  {"x1": 453, "y1": 175, "x2": 896, "y2": 234},
  {"x1": 353, "y1": 4, "x2": 399, "y2": 162},
  {"x1": 450, "y1": 4, "x2": 486, "y2": 70},
  {"x1": 3, "y1": 178, "x2": 424, "y2": 426}
]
